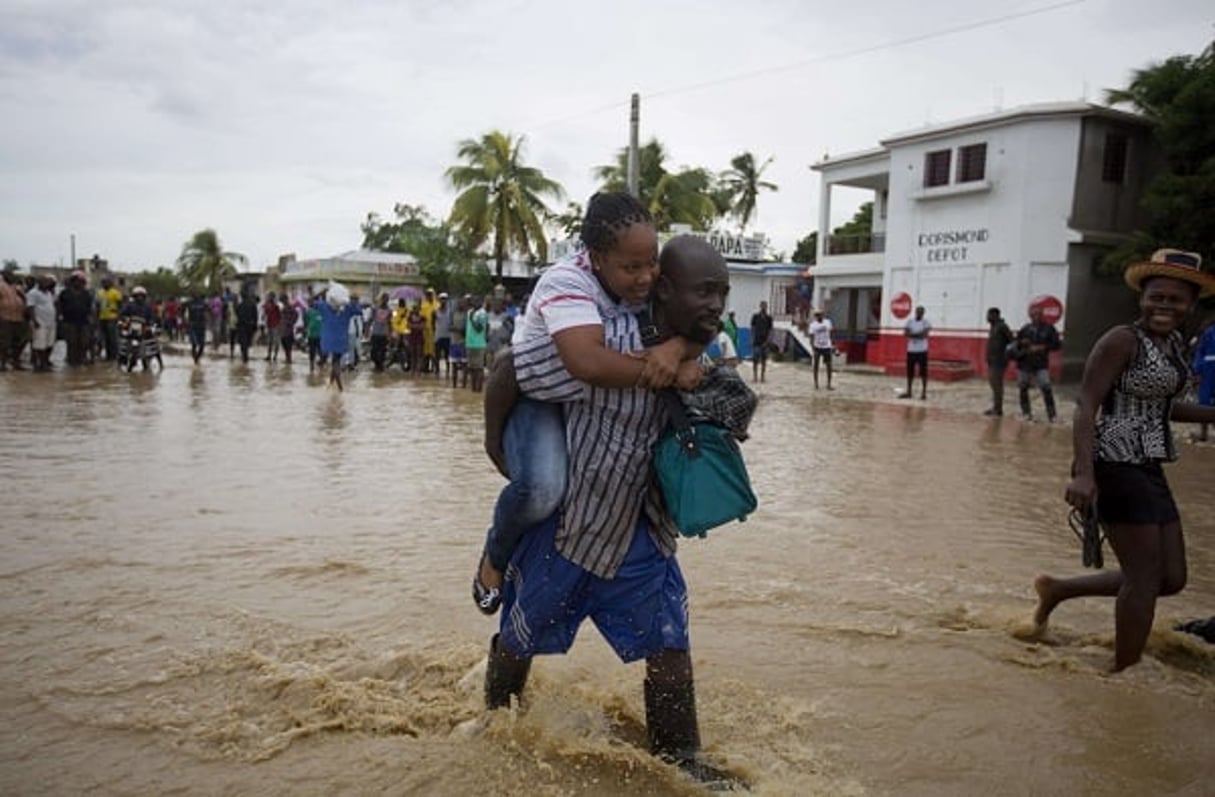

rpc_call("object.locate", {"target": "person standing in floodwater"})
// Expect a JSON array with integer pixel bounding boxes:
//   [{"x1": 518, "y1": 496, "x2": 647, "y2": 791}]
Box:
[
  {"x1": 278, "y1": 297, "x2": 299, "y2": 366},
  {"x1": 899, "y1": 306, "x2": 930, "y2": 400},
  {"x1": 185, "y1": 293, "x2": 208, "y2": 364},
  {"x1": 234, "y1": 293, "x2": 258, "y2": 364},
  {"x1": 1032, "y1": 249, "x2": 1215, "y2": 672},
  {"x1": 316, "y1": 291, "x2": 362, "y2": 391},
  {"x1": 305, "y1": 300, "x2": 323, "y2": 373},
  {"x1": 263, "y1": 293, "x2": 282, "y2": 363},
  {"x1": 750, "y1": 301, "x2": 773, "y2": 383},
  {"x1": 984, "y1": 307, "x2": 1014, "y2": 416},
  {"x1": 808, "y1": 308, "x2": 834, "y2": 390},
  {"x1": 1015, "y1": 305, "x2": 1061, "y2": 422}
]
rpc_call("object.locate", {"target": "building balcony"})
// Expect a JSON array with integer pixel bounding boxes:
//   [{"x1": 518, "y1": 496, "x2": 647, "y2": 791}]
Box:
[{"x1": 826, "y1": 232, "x2": 886, "y2": 255}]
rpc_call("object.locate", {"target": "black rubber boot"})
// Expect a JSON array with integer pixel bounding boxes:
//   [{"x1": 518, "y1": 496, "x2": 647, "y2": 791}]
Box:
[
  {"x1": 484, "y1": 634, "x2": 531, "y2": 710},
  {"x1": 1019, "y1": 387, "x2": 1032, "y2": 417},
  {"x1": 1042, "y1": 386, "x2": 1058, "y2": 421},
  {"x1": 644, "y1": 678, "x2": 743, "y2": 791}
]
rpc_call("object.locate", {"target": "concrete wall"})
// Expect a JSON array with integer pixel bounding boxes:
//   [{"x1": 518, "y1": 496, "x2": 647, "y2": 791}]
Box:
[
  {"x1": 1070, "y1": 117, "x2": 1157, "y2": 234},
  {"x1": 1062, "y1": 244, "x2": 1140, "y2": 380}
]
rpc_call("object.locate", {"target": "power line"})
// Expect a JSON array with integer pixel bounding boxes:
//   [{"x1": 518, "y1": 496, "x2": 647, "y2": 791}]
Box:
[{"x1": 531, "y1": 0, "x2": 1086, "y2": 129}]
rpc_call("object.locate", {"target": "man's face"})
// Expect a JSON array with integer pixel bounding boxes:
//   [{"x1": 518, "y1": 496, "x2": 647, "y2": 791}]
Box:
[
  {"x1": 915, "y1": 307, "x2": 924, "y2": 320},
  {"x1": 1029, "y1": 307, "x2": 1043, "y2": 323},
  {"x1": 759, "y1": 302, "x2": 767, "y2": 314},
  {"x1": 658, "y1": 253, "x2": 730, "y2": 345}
]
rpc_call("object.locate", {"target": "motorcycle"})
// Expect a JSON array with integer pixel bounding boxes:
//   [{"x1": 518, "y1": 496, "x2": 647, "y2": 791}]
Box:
[{"x1": 116, "y1": 316, "x2": 164, "y2": 372}]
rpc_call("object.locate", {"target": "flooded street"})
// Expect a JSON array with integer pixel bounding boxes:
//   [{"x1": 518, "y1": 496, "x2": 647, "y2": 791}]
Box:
[{"x1": 2, "y1": 353, "x2": 1213, "y2": 796}]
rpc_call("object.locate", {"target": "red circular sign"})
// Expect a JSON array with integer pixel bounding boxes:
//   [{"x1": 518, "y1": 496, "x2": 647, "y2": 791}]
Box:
[
  {"x1": 1029, "y1": 295, "x2": 1064, "y2": 325},
  {"x1": 890, "y1": 292, "x2": 913, "y2": 319}
]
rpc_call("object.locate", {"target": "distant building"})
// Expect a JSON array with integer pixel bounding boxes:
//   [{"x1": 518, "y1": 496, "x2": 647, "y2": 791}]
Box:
[
  {"x1": 810, "y1": 101, "x2": 1158, "y2": 378},
  {"x1": 277, "y1": 249, "x2": 427, "y2": 299}
]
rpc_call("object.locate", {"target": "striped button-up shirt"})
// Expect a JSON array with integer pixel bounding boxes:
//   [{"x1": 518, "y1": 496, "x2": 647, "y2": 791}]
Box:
[{"x1": 513, "y1": 252, "x2": 677, "y2": 578}]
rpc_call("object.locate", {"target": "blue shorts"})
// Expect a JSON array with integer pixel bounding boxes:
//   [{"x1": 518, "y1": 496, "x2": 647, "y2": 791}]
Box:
[
  {"x1": 450, "y1": 342, "x2": 466, "y2": 362},
  {"x1": 498, "y1": 514, "x2": 689, "y2": 663}
]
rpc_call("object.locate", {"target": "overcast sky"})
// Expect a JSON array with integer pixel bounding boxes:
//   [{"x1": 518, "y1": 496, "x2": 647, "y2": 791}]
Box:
[{"x1": 1, "y1": 0, "x2": 1211, "y2": 272}]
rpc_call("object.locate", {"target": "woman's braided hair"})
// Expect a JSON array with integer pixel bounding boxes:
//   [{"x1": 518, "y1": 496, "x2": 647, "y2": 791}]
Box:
[{"x1": 579, "y1": 191, "x2": 653, "y2": 255}]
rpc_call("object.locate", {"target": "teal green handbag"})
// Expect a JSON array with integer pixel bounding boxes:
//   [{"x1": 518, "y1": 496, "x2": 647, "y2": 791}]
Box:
[{"x1": 654, "y1": 391, "x2": 758, "y2": 538}]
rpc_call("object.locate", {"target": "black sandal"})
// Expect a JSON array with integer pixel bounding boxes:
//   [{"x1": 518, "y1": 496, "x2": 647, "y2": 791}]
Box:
[
  {"x1": 1068, "y1": 506, "x2": 1104, "y2": 569},
  {"x1": 472, "y1": 553, "x2": 502, "y2": 616}
]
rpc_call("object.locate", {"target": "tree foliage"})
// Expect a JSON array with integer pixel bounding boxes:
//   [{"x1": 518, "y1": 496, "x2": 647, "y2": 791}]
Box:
[
  {"x1": 791, "y1": 232, "x2": 818, "y2": 265},
  {"x1": 133, "y1": 266, "x2": 186, "y2": 300},
  {"x1": 594, "y1": 139, "x2": 720, "y2": 231},
  {"x1": 1104, "y1": 40, "x2": 1215, "y2": 272},
  {"x1": 175, "y1": 229, "x2": 247, "y2": 294},
  {"x1": 446, "y1": 131, "x2": 564, "y2": 277},
  {"x1": 719, "y1": 152, "x2": 778, "y2": 230},
  {"x1": 361, "y1": 204, "x2": 491, "y2": 297},
  {"x1": 547, "y1": 201, "x2": 585, "y2": 241}
]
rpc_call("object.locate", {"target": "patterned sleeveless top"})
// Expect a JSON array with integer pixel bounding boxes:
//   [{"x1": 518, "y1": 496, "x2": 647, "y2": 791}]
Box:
[{"x1": 1095, "y1": 325, "x2": 1188, "y2": 464}]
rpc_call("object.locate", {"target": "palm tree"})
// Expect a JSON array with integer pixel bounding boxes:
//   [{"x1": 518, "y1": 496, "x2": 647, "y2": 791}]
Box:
[
  {"x1": 175, "y1": 229, "x2": 247, "y2": 294},
  {"x1": 648, "y1": 168, "x2": 719, "y2": 231},
  {"x1": 446, "y1": 131, "x2": 564, "y2": 277},
  {"x1": 594, "y1": 139, "x2": 670, "y2": 206},
  {"x1": 719, "y1": 152, "x2": 778, "y2": 230},
  {"x1": 594, "y1": 139, "x2": 720, "y2": 231}
]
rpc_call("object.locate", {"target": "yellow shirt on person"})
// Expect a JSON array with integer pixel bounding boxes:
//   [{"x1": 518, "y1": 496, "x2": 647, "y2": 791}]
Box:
[
  {"x1": 98, "y1": 287, "x2": 122, "y2": 321},
  {"x1": 419, "y1": 299, "x2": 438, "y2": 356},
  {"x1": 391, "y1": 307, "x2": 410, "y2": 336}
]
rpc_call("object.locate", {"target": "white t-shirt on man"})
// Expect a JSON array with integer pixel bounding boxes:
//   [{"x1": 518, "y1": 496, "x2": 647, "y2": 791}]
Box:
[
  {"x1": 905, "y1": 317, "x2": 931, "y2": 353},
  {"x1": 714, "y1": 330, "x2": 738, "y2": 363},
  {"x1": 808, "y1": 318, "x2": 833, "y2": 350}
]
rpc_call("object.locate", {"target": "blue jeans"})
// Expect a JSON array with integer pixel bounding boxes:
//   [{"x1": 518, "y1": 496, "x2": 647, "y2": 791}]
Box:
[
  {"x1": 1017, "y1": 367, "x2": 1057, "y2": 418},
  {"x1": 484, "y1": 398, "x2": 567, "y2": 572}
]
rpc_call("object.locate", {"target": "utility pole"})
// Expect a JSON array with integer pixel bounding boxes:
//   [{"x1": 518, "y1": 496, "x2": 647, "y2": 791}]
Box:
[
  {"x1": 70, "y1": 234, "x2": 76, "y2": 273},
  {"x1": 627, "y1": 93, "x2": 640, "y2": 198}
]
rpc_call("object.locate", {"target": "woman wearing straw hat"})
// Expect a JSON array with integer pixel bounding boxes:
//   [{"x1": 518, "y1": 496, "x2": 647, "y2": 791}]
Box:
[{"x1": 1031, "y1": 248, "x2": 1215, "y2": 671}]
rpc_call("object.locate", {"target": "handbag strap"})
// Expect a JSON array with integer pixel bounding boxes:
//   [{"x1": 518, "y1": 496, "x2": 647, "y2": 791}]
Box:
[{"x1": 660, "y1": 389, "x2": 692, "y2": 433}]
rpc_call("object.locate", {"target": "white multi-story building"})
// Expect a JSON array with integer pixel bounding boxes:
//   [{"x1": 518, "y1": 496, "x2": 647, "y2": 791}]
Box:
[{"x1": 809, "y1": 101, "x2": 1157, "y2": 378}]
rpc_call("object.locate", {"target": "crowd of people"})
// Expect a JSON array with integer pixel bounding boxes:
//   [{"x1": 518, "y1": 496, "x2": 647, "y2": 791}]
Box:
[
  {"x1": 0, "y1": 268, "x2": 163, "y2": 372},
  {"x1": 0, "y1": 263, "x2": 525, "y2": 389}
]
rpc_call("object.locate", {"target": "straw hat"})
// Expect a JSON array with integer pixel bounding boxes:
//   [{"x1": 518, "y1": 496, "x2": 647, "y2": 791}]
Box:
[{"x1": 1124, "y1": 248, "x2": 1215, "y2": 298}]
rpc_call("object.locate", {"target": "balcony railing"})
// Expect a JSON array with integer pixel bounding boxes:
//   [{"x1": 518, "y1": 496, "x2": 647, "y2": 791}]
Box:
[{"x1": 826, "y1": 232, "x2": 885, "y2": 255}]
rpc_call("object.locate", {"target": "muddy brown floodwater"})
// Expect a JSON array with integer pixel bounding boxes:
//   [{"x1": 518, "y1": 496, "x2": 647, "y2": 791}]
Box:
[{"x1": 1, "y1": 352, "x2": 1212, "y2": 796}]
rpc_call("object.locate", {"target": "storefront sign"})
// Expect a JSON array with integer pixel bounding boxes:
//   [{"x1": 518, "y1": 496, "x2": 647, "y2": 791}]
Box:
[
  {"x1": 375, "y1": 262, "x2": 420, "y2": 276},
  {"x1": 1029, "y1": 294, "x2": 1064, "y2": 324},
  {"x1": 917, "y1": 228, "x2": 989, "y2": 263},
  {"x1": 551, "y1": 230, "x2": 767, "y2": 264},
  {"x1": 890, "y1": 291, "x2": 913, "y2": 319},
  {"x1": 706, "y1": 231, "x2": 766, "y2": 262},
  {"x1": 283, "y1": 258, "x2": 419, "y2": 277}
]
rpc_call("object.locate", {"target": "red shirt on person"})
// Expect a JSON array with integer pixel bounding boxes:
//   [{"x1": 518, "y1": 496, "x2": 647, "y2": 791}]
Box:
[{"x1": 264, "y1": 299, "x2": 282, "y2": 329}]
